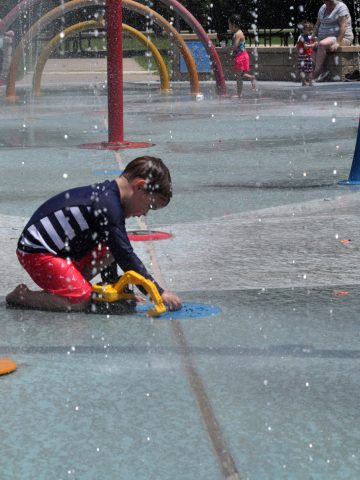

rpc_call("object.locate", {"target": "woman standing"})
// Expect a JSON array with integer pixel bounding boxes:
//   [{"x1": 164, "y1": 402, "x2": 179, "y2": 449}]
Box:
[{"x1": 312, "y1": 0, "x2": 354, "y2": 81}]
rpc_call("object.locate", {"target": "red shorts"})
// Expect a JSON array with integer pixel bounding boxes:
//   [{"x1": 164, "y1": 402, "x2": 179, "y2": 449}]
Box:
[
  {"x1": 234, "y1": 50, "x2": 250, "y2": 72},
  {"x1": 17, "y1": 245, "x2": 108, "y2": 304}
]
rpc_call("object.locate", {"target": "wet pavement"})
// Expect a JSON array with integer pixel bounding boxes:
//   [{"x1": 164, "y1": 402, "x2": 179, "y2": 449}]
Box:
[{"x1": 0, "y1": 65, "x2": 360, "y2": 479}]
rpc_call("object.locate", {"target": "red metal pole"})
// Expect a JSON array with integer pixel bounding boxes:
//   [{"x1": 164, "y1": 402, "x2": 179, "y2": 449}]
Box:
[
  {"x1": 107, "y1": 0, "x2": 124, "y2": 144},
  {"x1": 81, "y1": 0, "x2": 152, "y2": 149}
]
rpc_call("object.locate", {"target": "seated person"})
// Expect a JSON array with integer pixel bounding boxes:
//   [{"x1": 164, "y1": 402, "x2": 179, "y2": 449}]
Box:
[{"x1": 312, "y1": 0, "x2": 354, "y2": 81}]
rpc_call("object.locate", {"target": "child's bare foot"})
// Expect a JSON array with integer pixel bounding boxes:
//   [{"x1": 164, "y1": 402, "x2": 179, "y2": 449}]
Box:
[
  {"x1": 6, "y1": 284, "x2": 30, "y2": 306},
  {"x1": 251, "y1": 75, "x2": 257, "y2": 90},
  {"x1": 6, "y1": 284, "x2": 89, "y2": 312}
]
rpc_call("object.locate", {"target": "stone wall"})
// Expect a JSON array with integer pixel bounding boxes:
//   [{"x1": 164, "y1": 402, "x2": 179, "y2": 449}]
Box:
[{"x1": 323, "y1": 46, "x2": 360, "y2": 81}]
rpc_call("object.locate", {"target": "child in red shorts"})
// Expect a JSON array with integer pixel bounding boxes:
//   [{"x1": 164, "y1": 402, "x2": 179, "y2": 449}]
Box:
[
  {"x1": 228, "y1": 14, "x2": 256, "y2": 98},
  {"x1": 6, "y1": 156, "x2": 182, "y2": 312}
]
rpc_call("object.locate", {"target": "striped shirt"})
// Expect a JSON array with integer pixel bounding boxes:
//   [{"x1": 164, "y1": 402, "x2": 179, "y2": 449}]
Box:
[{"x1": 18, "y1": 180, "x2": 163, "y2": 292}]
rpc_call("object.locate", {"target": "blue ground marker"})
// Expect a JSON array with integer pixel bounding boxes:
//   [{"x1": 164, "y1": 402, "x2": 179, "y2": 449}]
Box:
[
  {"x1": 136, "y1": 302, "x2": 221, "y2": 320},
  {"x1": 93, "y1": 169, "x2": 124, "y2": 175}
]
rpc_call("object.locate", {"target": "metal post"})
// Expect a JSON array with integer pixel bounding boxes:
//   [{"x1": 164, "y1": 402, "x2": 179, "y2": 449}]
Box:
[
  {"x1": 107, "y1": 0, "x2": 124, "y2": 144},
  {"x1": 338, "y1": 119, "x2": 360, "y2": 185},
  {"x1": 81, "y1": 0, "x2": 153, "y2": 150}
]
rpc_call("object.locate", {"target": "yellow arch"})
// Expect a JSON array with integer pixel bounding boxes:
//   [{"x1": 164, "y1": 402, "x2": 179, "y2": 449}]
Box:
[
  {"x1": 6, "y1": 0, "x2": 199, "y2": 101},
  {"x1": 33, "y1": 19, "x2": 171, "y2": 96}
]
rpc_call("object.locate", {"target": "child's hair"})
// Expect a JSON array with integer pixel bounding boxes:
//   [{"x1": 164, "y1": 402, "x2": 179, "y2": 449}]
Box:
[
  {"x1": 122, "y1": 156, "x2": 172, "y2": 205},
  {"x1": 301, "y1": 20, "x2": 314, "y2": 32},
  {"x1": 228, "y1": 14, "x2": 242, "y2": 28}
]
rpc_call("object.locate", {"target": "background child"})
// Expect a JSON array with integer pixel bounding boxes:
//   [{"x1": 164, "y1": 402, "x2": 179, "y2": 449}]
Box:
[
  {"x1": 6, "y1": 156, "x2": 182, "y2": 312},
  {"x1": 296, "y1": 21, "x2": 316, "y2": 86},
  {"x1": 228, "y1": 13, "x2": 256, "y2": 97}
]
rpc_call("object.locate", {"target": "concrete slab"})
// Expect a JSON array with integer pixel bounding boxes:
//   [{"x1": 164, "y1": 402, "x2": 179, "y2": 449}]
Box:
[{"x1": 1, "y1": 67, "x2": 360, "y2": 479}]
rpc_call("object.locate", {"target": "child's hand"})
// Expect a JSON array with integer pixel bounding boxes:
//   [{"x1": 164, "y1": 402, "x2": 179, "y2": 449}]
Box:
[{"x1": 161, "y1": 290, "x2": 182, "y2": 311}]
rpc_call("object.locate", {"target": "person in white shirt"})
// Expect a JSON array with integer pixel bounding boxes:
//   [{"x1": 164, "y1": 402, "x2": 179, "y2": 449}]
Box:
[{"x1": 312, "y1": 0, "x2": 354, "y2": 81}]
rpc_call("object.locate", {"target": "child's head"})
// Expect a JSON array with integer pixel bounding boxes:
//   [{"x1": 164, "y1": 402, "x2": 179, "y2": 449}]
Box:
[
  {"x1": 228, "y1": 14, "x2": 242, "y2": 31},
  {"x1": 121, "y1": 156, "x2": 172, "y2": 216},
  {"x1": 301, "y1": 21, "x2": 313, "y2": 35}
]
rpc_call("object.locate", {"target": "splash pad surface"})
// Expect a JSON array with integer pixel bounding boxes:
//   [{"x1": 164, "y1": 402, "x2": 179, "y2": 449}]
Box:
[{"x1": 1, "y1": 76, "x2": 360, "y2": 479}]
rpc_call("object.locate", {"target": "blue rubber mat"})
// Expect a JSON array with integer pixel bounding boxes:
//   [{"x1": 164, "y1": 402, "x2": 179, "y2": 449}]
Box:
[{"x1": 136, "y1": 302, "x2": 221, "y2": 320}]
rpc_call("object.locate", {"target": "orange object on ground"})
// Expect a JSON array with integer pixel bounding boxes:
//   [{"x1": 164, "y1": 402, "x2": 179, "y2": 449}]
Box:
[{"x1": 0, "y1": 358, "x2": 17, "y2": 376}]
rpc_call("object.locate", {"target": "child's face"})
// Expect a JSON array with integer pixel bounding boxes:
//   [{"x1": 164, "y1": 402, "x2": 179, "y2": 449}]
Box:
[
  {"x1": 303, "y1": 26, "x2": 312, "y2": 35},
  {"x1": 228, "y1": 21, "x2": 237, "y2": 33},
  {"x1": 125, "y1": 180, "x2": 167, "y2": 218}
]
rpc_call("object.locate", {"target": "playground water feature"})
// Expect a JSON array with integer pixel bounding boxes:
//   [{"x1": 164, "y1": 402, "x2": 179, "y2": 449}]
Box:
[{"x1": 1, "y1": 75, "x2": 360, "y2": 479}]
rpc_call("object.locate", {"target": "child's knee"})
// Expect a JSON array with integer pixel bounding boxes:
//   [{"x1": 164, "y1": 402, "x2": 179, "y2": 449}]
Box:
[{"x1": 67, "y1": 283, "x2": 93, "y2": 304}]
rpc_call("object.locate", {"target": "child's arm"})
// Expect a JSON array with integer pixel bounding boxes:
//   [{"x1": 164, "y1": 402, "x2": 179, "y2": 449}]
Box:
[
  {"x1": 95, "y1": 188, "x2": 182, "y2": 309},
  {"x1": 107, "y1": 231, "x2": 181, "y2": 309},
  {"x1": 232, "y1": 29, "x2": 245, "y2": 54},
  {"x1": 305, "y1": 35, "x2": 317, "y2": 49},
  {"x1": 296, "y1": 35, "x2": 303, "y2": 50}
]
